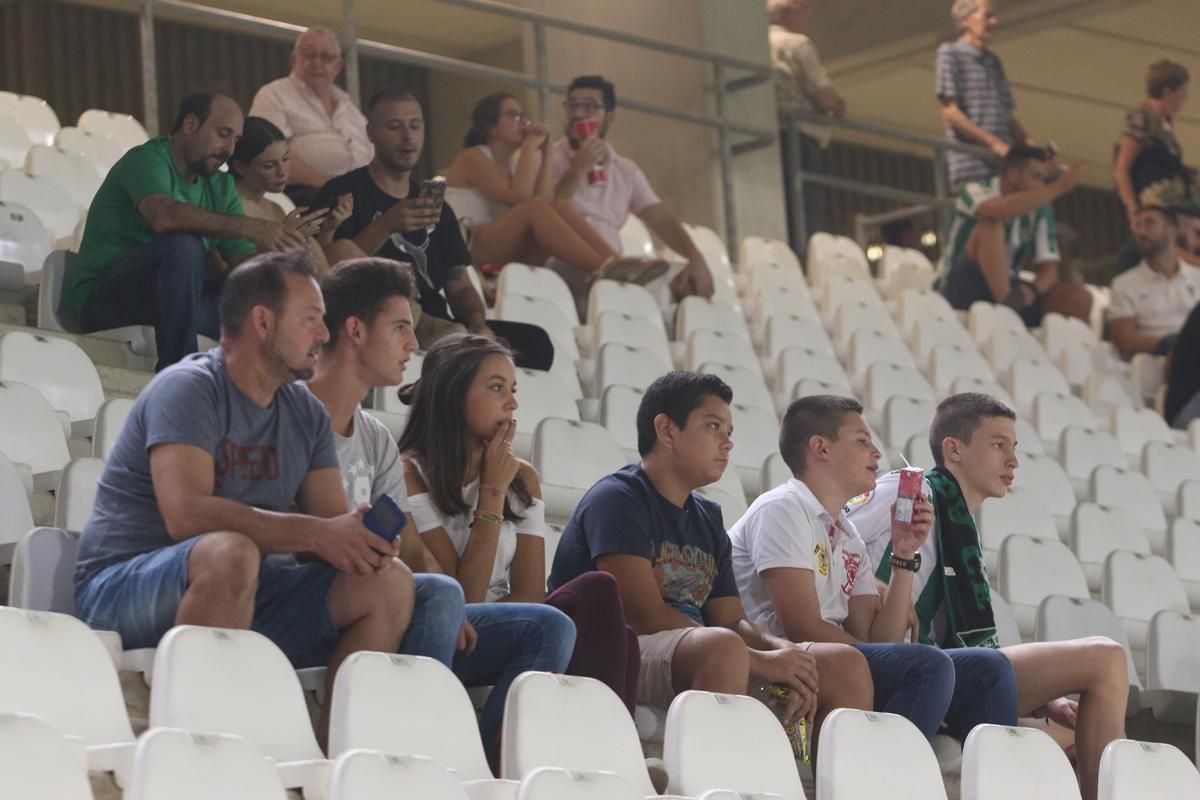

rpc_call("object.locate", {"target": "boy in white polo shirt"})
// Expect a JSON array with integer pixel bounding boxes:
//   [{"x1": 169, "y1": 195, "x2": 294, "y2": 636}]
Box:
[{"x1": 730, "y1": 394, "x2": 1019, "y2": 741}]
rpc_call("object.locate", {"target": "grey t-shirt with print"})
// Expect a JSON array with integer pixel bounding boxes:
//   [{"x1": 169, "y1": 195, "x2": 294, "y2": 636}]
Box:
[
  {"x1": 335, "y1": 406, "x2": 411, "y2": 513},
  {"x1": 75, "y1": 348, "x2": 338, "y2": 585}
]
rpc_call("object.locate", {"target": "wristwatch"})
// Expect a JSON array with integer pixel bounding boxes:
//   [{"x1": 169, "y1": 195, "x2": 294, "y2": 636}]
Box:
[{"x1": 890, "y1": 552, "x2": 921, "y2": 573}]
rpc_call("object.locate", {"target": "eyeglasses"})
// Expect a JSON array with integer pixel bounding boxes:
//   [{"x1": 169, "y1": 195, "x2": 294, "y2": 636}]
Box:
[
  {"x1": 296, "y1": 48, "x2": 340, "y2": 64},
  {"x1": 501, "y1": 110, "x2": 529, "y2": 122},
  {"x1": 563, "y1": 100, "x2": 605, "y2": 115}
]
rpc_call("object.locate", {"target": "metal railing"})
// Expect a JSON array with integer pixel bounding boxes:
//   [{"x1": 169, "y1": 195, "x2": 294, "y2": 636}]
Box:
[{"x1": 114, "y1": 0, "x2": 777, "y2": 250}]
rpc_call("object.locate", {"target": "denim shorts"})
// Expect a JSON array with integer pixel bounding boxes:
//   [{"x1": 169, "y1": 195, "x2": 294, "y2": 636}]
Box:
[{"x1": 76, "y1": 537, "x2": 341, "y2": 666}]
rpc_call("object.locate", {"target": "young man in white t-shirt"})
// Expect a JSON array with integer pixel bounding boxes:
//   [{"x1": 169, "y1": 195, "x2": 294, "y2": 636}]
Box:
[
  {"x1": 847, "y1": 392, "x2": 1128, "y2": 800},
  {"x1": 730, "y1": 394, "x2": 1019, "y2": 742}
]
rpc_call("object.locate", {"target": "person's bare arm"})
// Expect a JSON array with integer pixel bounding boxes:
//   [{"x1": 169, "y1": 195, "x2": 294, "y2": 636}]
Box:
[
  {"x1": 639, "y1": 202, "x2": 714, "y2": 299},
  {"x1": 137, "y1": 194, "x2": 304, "y2": 251},
  {"x1": 1009, "y1": 116, "x2": 1033, "y2": 147},
  {"x1": 553, "y1": 137, "x2": 606, "y2": 201},
  {"x1": 974, "y1": 162, "x2": 1084, "y2": 222},
  {"x1": 1030, "y1": 260, "x2": 1060, "y2": 293},
  {"x1": 595, "y1": 553, "x2": 700, "y2": 634},
  {"x1": 1113, "y1": 135, "x2": 1143, "y2": 223},
  {"x1": 1110, "y1": 316, "x2": 1164, "y2": 360},
  {"x1": 499, "y1": 466, "x2": 547, "y2": 603},
  {"x1": 453, "y1": 147, "x2": 537, "y2": 206},
  {"x1": 940, "y1": 100, "x2": 1009, "y2": 157},
  {"x1": 761, "y1": 567, "x2": 862, "y2": 645},
  {"x1": 444, "y1": 265, "x2": 490, "y2": 333}
]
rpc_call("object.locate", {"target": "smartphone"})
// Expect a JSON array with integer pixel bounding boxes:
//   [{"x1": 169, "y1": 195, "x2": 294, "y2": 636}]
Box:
[
  {"x1": 363, "y1": 495, "x2": 406, "y2": 544},
  {"x1": 420, "y1": 176, "x2": 447, "y2": 206}
]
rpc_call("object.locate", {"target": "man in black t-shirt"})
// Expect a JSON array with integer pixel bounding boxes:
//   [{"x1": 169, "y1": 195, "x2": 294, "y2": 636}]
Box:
[{"x1": 313, "y1": 87, "x2": 553, "y2": 369}]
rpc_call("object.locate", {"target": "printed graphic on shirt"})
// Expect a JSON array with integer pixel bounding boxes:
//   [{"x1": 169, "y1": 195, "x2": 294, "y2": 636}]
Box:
[
  {"x1": 652, "y1": 541, "x2": 719, "y2": 610},
  {"x1": 813, "y1": 540, "x2": 830, "y2": 576},
  {"x1": 215, "y1": 439, "x2": 279, "y2": 482},
  {"x1": 341, "y1": 457, "x2": 374, "y2": 507},
  {"x1": 844, "y1": 490, "x2": 873, "y2": 512},
  {"x1": 841, "y1": 550, "x2": 864, "y2": 596}
]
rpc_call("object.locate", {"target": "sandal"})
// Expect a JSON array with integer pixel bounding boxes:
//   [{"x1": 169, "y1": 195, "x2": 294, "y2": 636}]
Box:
[{"x1": 596, "y1": 256, "x2": 671, "y2": 285}]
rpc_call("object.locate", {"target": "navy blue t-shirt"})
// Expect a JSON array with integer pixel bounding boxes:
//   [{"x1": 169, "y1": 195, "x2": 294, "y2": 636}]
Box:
[{"x1": 549, "y1": 463, "x2": 738, "y2": 625}]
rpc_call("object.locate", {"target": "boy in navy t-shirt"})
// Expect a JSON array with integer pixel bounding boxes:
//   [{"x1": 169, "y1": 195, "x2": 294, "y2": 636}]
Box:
[{"x1": 550, "y1": 372, "x2": 871, "y2": 727}]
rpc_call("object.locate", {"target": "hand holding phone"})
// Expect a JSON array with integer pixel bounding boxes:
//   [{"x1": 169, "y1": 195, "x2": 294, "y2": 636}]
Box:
[{"x1": 363, "y1": 495, "x2": 406, "y2": 546}]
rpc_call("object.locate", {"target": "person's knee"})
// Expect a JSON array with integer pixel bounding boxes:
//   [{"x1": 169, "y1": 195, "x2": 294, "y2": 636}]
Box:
[
  {"x1": 188, "y1": 532, "x2": 260, "y2": 594},
  {"x1": 360, "y1": 561, "x2": 416, "y2": 626},
  {"x1": 691, "y1": 627, "x2": 750, "y2": 689},
  {"x1": 518, "y1": 197, "x2": 553, "y2": 216},
  {"x1": 1080, "y1": 636, "x2": 1128, "y2": 688},
  {"x1": 154, "y1": 233, "x2": 208, "y2": 270},
  {"x1": 965, "y1": 648, "x2": 1018, "y2": 690},
  {"x1": 414, "y1": 574, "x2": 465, "y2": 628},
  {"x1": 819, "y1": 645, "x2": 873, "y2": 709},
  {"x1": 528, "y1": 604, "x2": 577, "y2": 666}
]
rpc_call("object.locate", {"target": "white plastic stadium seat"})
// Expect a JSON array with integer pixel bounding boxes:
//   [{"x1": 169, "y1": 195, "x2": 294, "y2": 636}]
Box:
[
  {"x1": 0, "y1": 169, "x2": 81, "y2": 244},
  {"x1": 961, "y1": 724, "x2": 1081, "y2": 800},
  {"x1": 1110, "y1": 407, "x2": 1173, "y2": 463},
  {"x1": 1060, "y1": 427, "x2": 1126, "y2": 496},
  {"x1": 881, "y1": 395, "x2": 934, "y2": 451},
  {"x1": 805, "y1": 232, "x2": 870, "y2": 287},
  {"x1": 664, "y1": 690, "x2": 806, "y2": 800},
  {"x1": 593, "y1": 342, "x2": 671, "y2": 397},
  {"x1": 928, "y1": 343, "x2": 993, "y2": 393},
  {"x1": 991, "y1": 593, "x2": 1022, "y2": 648},
  {"x1": 1144, "y1": 610, "x2": 1200, "y2": 722},
  {"x1": 125, "y1": 728, "x2": 289, "y2": 800},
  {"x1": 1032, "y1": 393, "x2": 1100, "y2": 455},
  {"x1": 591, "y1": 311, "x2": 672, "y2": 364},
  {"x1": 694, "y1": 483, "x2": 748, "y2": 530},
  {"x1": 587, "y1": 280, "x2": 664, "y2": 330},
  {"x1": 1101, "y1": 551, "x2": 1189, "y2": 652},
  {"x1": 998, "y1": 536, "x2": 1089, "y2": 637},
  {"x1": 1129, "y1": 353, "x2": 1166, "y2": 405},
  {"x1": 0, "y1": 607, "x2": 136, "y2": 782},
  {"x1": 1006, "y1": 359, "x2": 1071, "y2": 416},
  {"x1": 93, "y1": 397, "x2": 135, "y2": 460},
  {"x1": 949, "y1": 376, "x2": 1015, "y2": 411},
  {"x1": 730, "y1": 403, "x2": 780, "y2": 496},
  {"x1": 55, "y1": 126, "x2": 125, "y2": 175},
  {"x1": 54, "y1": 457, "x2": 103, "y2": 532},
  {"x1": 500, "y1": 672, "x2": 657, "y2": 795},
  {"x1": 497, "y1": 263, "x2": 581, "y2": 327},
  {"x1": 903, "y1": 433, "x2": 935, "y2": 471},
  {"x1": 985, "y1": 328, "x2": 1048, "y2": 375},
  {"x1": 821, "y1": 274, "x2": 883, "y2": 317},
  {"x1": 761, "y1": 314, "x2": 833, "y2": 364},
  {"x1": 0, "y1": 199, "x2": 54, "y2": 287},
  {"x1": 618, "y1": 215, "x2": 655, "y2": 258},
  {"x1": 1166, "y1": 518, "x2": 1200, "y2": 608},
  {"x1": 534, "y1": 419, "x2": 626, "y2": 523},
  {"x1": 24, "y1": 144, "x2": 102, "y2": 210},
  {"x1": 847, "y1": 327, "x2": 916, "y2": 381},
  {"x1": 699, "y1": 362, "x2": 774, "y2": 418},
  {"x1": 1181, "y1": 480, "x2": 1200, "y2": 521},
  {"x1": 740, "y1": 235, "x2": 801, "y2": 275},
  {"x1": 1083, "y1": 371, "x2": 1140, "y2": 420},
  {"x1": 0, "y1": 379, "x2": 71, "y2": 491},
  {"x1": 968, "y1": 302, "x2": 1025, "y2": 346},
  {"x1": 1091, "y1": 466, "x2": 1168, "y2": 554},
  {"x1": 762, "y1": 453, "x2": 791, "y2": 494},
  {"x1": 686, "y1": 330, "x2": 760, "y2": 375},
  {"x1": 329, "y1": 750, "x2": 469, "y2": 800},
  {"x1": 78, "y1": 108, "x2": 149, "y2": 153},
  {"x1": 1142, "y1": 441, "x2": 1200, "y2": 513},
  {"x1": 599, "y1": 384, "x2": 643, "y2": 462},
  {"x1": 0, "y1": 117, "x2": 32, "y2": 172},
  {"x1": 0, "y1": 711, "x2": 93, "y2": 800},
  {"x1": 517, "y1": 767, "x2": 642, "y2": 800},
  {"x1": 1034, "y1": 596, "x2": 1142, "y2": 698},
  {"x1": 775, "y1": 346, "x2": 851, "y2": 397},
  {"x1": 510, "y1": 368, "x2": 580, "y2": 460},
  {"x1": 150, "y1": 625, "x2": 330, "y2": 796},
  {"x1": 1010, "y1": 453, "x2": 1076, "y2": 536},
  {"x1": 878, "y1": 246, "x2": 935, "y2": 298},
  {"x1": 329, "y1": 652, "x2": 509, "y2": 795},
  {"x1": 1098, "y1": 739, "x2": 1200, "y2": 799},
  {"x1": 863, "y1": 362, "x2": 934, "y2": 413},
  {"x1": 1042, "y1": 312, "x2": 1099, "y2": 360},
  {"x1": 0, "y1": 330, "x2": 106, "y2": 436},
  {"x1": 1070, "y1": 503, "x2": 1151, "y2": 592},
  {"x1": 977, "y1": 488, "x2": 1058, "y2": 572},
  {"x1": 832, "y1": 302, "x2": 901, "y2": 359},
  {"x1": 817, "y1": 709, "x2": 946, "y2": 800},
  {"x1": 676, "y1": 296, "x2": 750, "y2": 342},
  {"x1": 36, "y1": 252, "x2": 154, "y2": 361},
  {"x1": 496, "y1": 293, "x2": 579, "y2": 361},
  {"x1": 8, "y1": 526, "x2": 79, "y2": 612},
  {"x1": 897, "y1": 289, "x2": 956, "y2": 339},
  {"x1": 0, "y1": 449, "x2": 32, "y2": 562}
]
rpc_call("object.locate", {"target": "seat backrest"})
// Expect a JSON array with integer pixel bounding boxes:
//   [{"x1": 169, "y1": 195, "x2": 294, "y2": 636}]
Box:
[
  {"x1": 698, "y1": 791, "x2": 790, "y2": 800},
  {"x1": 0, "y1": 711, "x2": 93, "y2": 800},
  {"x1": 0, "y1": 450, "x2": 34, "y2": 554},
  {"x1": 1071, "y1": 503, "x2": 1150, "y2": 569},
  {"x1": 1101, "y1": 551, "x2": 1189, "y2": 624},
  {"x1": 54, "y1": 126, "x2": 124, "y2": 175},
  {"x1": 864, "y1": 362, "x2": 934, "y2": 411},
  {"x1": 694, "y1": 484, "x2": 748, "y2": 530},
  {"x1": 618, "y1": 214, "x2": 655, "y2": 258},
  {"x1": 93, "y1": 397, "x2": 136, "y2": 459},
  {"x1": 0, "y1": 169, "x2": 80, "y2": 240},
  {"x1": 822, "y1": 274, "x2": 883, "y2": 313},
  {"x1": 903, "y1": 433, "x2": 936, "y2": 471},
  {"x1": 4, "y1": 94, "x2": 60, "y2": 147},
  {"x1": 816, "y1": 709, "x2": 946, "y2": 800},
  {"x1": 686, "y1": 330, "x2": 759, "y2": 374},
  {"x1": 882, "y1": 395, "x2": 934, "y2": 450},
  {"x1": 698, "y1": 362, "x2": 774, "y2": 417},
  {"x1": 150, "y1": 625, "x2": 325, "y2": 763},
  {"x1": 1034, "y1": 596, "x2": 1140, "y2": 689},
  {"x1": 898, "y1": 289, "x2": 956, "y2": 338},
  {"x1": 664, "y1": 690, "x2": 805, "y2": 800},
  {"x1": 8, "y1": 526, "x2": 79, "y2": 612},
  {"x1": 78, "y1": 108, "x2": 149, "y2": 152},
  {"x1": 968, "y1": 301, "x2": 1025, "y2": 345},
  {"x1": 929, "y1": 342, "x2": 993, "y2": 391},
  {"x1": 25, "y1": 144, "x2": 101, "y2": 210},
  {"x1": 848, "y1": 328, "x2": 916, "y2": 378},
  {"x1": 776, "y1": 347, "x2": 851, "y2": 397},
  {"x1": 500, "y1": 671, "x2": 654, "y2": 794},
  {"x1": 1091, "y1": 465, "x2": 1167, "y2": 535},
  {"x1": 761, "y1": 452, "x2": 791, "y2": 494},
  {"x1": 1008, "y1": 359, "x2": 1071, "y2": 412},
  {"x1": 329, "y1": 652, "x2": 493, "y2": 780},
  {"x1": 513, "y1": 368, "x2": 580, "y2": 434},
  {"x1": 1182, "y1": 480, "x2": 1200, "y2": 521},
  {"x1": 740, "y1": 235, "x2": 801, "y2": 274},
  {"x1": 1010, "y1": 453, "x2": 1076, "y2": 520},
  {"x1": 595, "y1": 342, "x2": 670, "y2": 394},
  {"x1": 0, "y1": 606, "x2": 135, "y2": 746},
  {"x1": 534, "y1": 418, "x2": 625, "y2": 492},
  {"x1": 990, "y1": 592, "x2": 1022, "y2": 648},
  {"x1": 517, "y1": 767, "x2": 642, "y2": 800},
  {"x1": 587, "y1": 280, "x2": 662, "y2": 328},
  {"x1": 878, "y1": 248, "x2": 935, "y2": 298},
  {"x1": 0, "y1": 200, "x2": 54, "y2": 280},
  {"x1": 1033, "y1": 393, "x2": 1100, "y2": 450},
  {"x1": 763, "y1": 314, "x2": 832, "y2": 361},
  {"x1": 1060, "y1": 426, "x2": 1126, "y2": 482},
  {"x1": 1111, "y1": 407, "x2": 1173, "y2": 459},
  {"x1": 1098, "y1": 739, "x2": 1200, "y2": 800},
  {"x1": 496, "y1": 263, "x2": 580, "y2": 326},
  {"x1": 806, "y1": 232, "x2": 870, "y2": 287},
  {"x1": 948, "y1": 376, "x2": 1015, "y2": 410},
  {"x1": 0, "y1": 115, "x2": 31, "y2": 169},
  {"x1": 599, "y1": 384, "x2": 642, "y2": 456},
  {"x1": 496, "y1": 294, "x2": 578, "y2": 359},
  {"x1": 986, "y1": 328, "x2": 1048, "y2": 374},
  {"x1": 676, "y1": 296, "x2": 749, "y2": 342},
  {"x1": 998, "y1": 536, "x2": 1089, "y2": 607},
  {"x1": 1167, "y1": 517, "x2": 1200, "y2": 583},
  {"x1": 1146, "y1": 610, "x2": 1200, "y2": 694},
  {"x1": 1084, "y1": 371, "x2": 1140, "y2": 417},
  {"x1": 977, "y1": 488, "x2": 1058, "y2": 553},
  {"x1": 329, "y1": 750, "x2": 470, "y2": 800},
  {"x1": 684, "y1": 224, "x2": 734, "y2": 280},
  {"x1": 0, "y1": 330, "x2": 105, "y2": 424},
  {"x1": 0, "y1": 379, "x2": 70, "y2": 476},
  {"x1": 729, "y1": 403, "x2": 779, "y2": 471},
  {"x1": 125, "y1": 728, "x2": 289, "y2": 800},
  {"x1": 962, "y1": 724, "x2": 1081, "y2": 800},
  {"x1": 1142, "y1": 442, "x2": 1200, "y2": 497},
  {"x1": 54, "y1": 457, "x2": 103, "y2": 532},
  {"x1": 833, "y1": 302, "x2": 900, "y2": 353},
  {"x1": 593, "y1": 311, "x2": 671, "y2": 363}
]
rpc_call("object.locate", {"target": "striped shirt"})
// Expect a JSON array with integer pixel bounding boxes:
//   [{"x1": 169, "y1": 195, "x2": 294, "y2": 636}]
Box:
[
  {"x1": 942, "y1": 176, "x2": 1059, "y2": 274},
  {"x1": 935, "y1": 40, "x2": 1013, "y2": 187}
]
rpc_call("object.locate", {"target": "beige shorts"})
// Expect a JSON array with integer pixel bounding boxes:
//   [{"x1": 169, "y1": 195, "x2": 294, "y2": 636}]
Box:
[{"x1": 637, "y1": 627, "x2": 700, "y2": 709}]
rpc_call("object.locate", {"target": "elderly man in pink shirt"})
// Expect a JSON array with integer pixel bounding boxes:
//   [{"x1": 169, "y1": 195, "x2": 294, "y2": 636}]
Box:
[
  {"x1": 548, "y1": 75, "x2": 714, "y2": 302},
  {"x1": 250, "y1": 27, "x2": 373, "y2": 202}
]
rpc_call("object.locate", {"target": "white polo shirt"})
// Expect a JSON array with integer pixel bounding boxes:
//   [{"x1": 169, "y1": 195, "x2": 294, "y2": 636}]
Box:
[
  {"x1": 845, "y1": 470, "x2": 937, "y2": 601},
  {"x1": 1108, "y1": 259, "x2": 1200, "y2": 338},
  {"x1": 729, "y1": 478, "x2": 877, "y2": 637}
]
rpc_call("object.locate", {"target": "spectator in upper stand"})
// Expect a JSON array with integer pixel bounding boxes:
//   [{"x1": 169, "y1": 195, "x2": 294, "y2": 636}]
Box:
[
  {"x1": 444, "y1": 92, "x2": 667, "y2": 285},
  {"x1": 312, "y1": 87, "x2": 555, "y2": 370},
  {"x1": 1108, "y1": 206, "x2": 1200, "y2": 359},
  {"x1": 1164, "y1": 302, "x2": 1200, "y2": 429},
  {"x1": 766, "y1": 0, "x2": 845, "y2": 244},
  {"x1": 936, "y1": 0, "x2": 1035, "y2": 189},
  {"x1": 548, "y1": 75, "x2": 715, "y2": 304},
  {"x1": 249, "y1": 27, "x2": 372, "y2": 205},
  {"x1": 938, "y1": 145, "x2": 1092, "y2": 326},
  {"x1": 74, "y1": 250, "x2": 415, "y2": 745},
  {"x1": 549, "y1": 372, "x2": 874, "y2": 741},
  {"x1": 230, "y1": 116, "x2": 358, "y2": 277},
  {"x1": 68, "y1": 92, "x2": 306, "y2": 372}
]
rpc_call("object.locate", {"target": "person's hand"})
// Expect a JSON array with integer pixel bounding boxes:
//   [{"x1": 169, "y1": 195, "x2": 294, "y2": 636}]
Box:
[
  {"x1": 381, "y1": 197, "x2": 442, "y2": 234},
  {"x1": 481, "y1": 420, "x2": 520, "y2": 492},
  {"x1": 283, "y1": 206, "x2": 331, "y2": 238},
  {"x1": 457, "y1": 619, "x2": 478, "y2": 655},
  {"x1": 1034, "y1": 697, "x2": 1079, "y2": 730},
  {"x1": 310, "y1": 505, "x2": 400, "y2": 576},
  {"x1": 1052, "y1": 160, "x2": 1085, "y2": 195},
  {"x1": 989, "y1": 139, "x2": 1011, "y2": 158},
  {"x1": 571, "y1": 136, "x2": 606, "y2": 172},
  {"x1": 890, "y1": 495, "x2": 933, "y2": 559},
  {"x1": 756, "y1": 645, "x2": 820, "y2": 724},
  {"x1": 670, "y1": 257, "x2": 715, "y2": 300},
  {"x1": 523, "y1": 121, "x2": 551, "y2": 151},
  {"x1": 908, "y1": 605, "x2": 920, "y2": 643},
  {"x1": 247, "y1": 217, "x2": 308, "y2": 251},
  {"x1": 317, "y1": 194, "x2": 354, "y2": 245}
]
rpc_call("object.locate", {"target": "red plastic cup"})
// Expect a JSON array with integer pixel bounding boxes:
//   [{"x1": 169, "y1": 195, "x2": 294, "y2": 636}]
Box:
[{"x1": 572, "y1": 118, "x2": 606, "y2": 185}]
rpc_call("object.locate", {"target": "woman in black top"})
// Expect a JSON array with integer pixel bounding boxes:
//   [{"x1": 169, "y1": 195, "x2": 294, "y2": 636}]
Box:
[{"x1": 1113, "y1": 59, "x2": 1192, "y2": 224}]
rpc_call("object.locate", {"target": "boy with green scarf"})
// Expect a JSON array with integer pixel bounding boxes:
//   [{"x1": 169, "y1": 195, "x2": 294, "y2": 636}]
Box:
[{"x1": 847, "y1": 392, "x2": 1128, "y2": 800}]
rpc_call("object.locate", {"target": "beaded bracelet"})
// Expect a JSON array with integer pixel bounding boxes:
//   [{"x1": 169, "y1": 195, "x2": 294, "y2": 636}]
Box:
[{"x1": 474, "y1": 510, "x2": 504, "y2": 526}]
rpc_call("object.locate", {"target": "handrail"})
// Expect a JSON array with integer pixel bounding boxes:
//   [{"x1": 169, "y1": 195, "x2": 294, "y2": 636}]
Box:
[{"x1": 781, "y1": 108, "x2": 995, "y2": 160}]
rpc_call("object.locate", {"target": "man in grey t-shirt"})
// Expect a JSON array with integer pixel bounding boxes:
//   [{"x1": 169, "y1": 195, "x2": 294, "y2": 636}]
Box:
[{"x1": 75, "y1": 250, "x2": 416, "y2": 740}]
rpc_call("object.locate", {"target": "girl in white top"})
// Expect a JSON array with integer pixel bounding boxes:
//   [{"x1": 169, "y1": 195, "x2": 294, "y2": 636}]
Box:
[
  {"x1": 444, "y1": 92, "x2": 666, "y2": 285},
  {"x1": 399, "y1": 333, "x2": 642, "y2": 724}
]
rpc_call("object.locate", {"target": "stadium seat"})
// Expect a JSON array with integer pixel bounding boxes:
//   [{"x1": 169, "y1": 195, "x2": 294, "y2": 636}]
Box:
[
  {"x1": 499, "y1": 672, "x2": 657, "y2": 795},
  {"x1": 847, "y1": 327, "x2": 917, "y2": 382},
  {"x1": 751, "y1": 284, "x2": 819, "y2": 332},
  {"x1": 93, "y1": 396, "x2": 135, "y2": 459},
  {"x1": 53, "y1": 457, "x2": 103, "y2": 532},
  {"x1": 743, "y1": 258, "x2": 808, "y2": 296},
  {"x1": 821, "y1": 274, "x2": 883, "y2": 317},
  {"x1": 0, "y1": 711, "x2": 94, "y2": 799},
  {"x1": 684, "y1": 224, "x2": 735, "y2": 280},
  {"x1": 686, "y1": 330, "x2": 760, "y2": 375},
  {"x1": 1110, "y1": 407, "x2": 1173, "y2": 464},
  {"x1": 1166, "y1": 518, "x2": 1200, "y2": 609},
  {"x1": 150, "y1": 625, "x2": 330, "y2": 796},
  {"x1": 832, "y1": 303, "x2": 900, "y2": 359},
  {"x1": 1032, "y1": 393, "x2": 1100, "y2": 456},
  {"x1": 806, "y1": 232, "x2": 870, "y2": 288},
  {"x1": 0, "y1": 607, "x2": 136, "y2": 782},
  {"x1": 775, "y1": 346, "x2": 851, "y2": 397},
  {"x1": 862, "y1": 362, "x2": 934, "y2": 414},
  {"x1": 1102, "y1": 551, "x2": 1189, "y2": 654},
  {"x1": 986, "y1": 328, "x2": 1048, "y2": 375},
  {"x1": 881, "y1": 395, "x2": 934, "y2": 451},
  {"x1": 978, "y1": 488, "x2": 1059, "y2": 572},
  {"x1": 0, "y1": 330, "x2": 105, "y2": 436},
  {"x1": 517, "y1": 767, "x2": 643, "y2": 800},
  {"x1": 593, "y1": 342, "x2": 671, "y2": 398},
  {"x1": 497, "y1": 263, "x2": 580, "y2": 327},
  {"x1": 1128, "y1": 353, "x2": 1166, "y2": 406},
  {"x1": 533, "y1": 419, "x2": 626, "y2": 523},
  {"x1": 663, "y1": 691, "x2": 805, "y2": 800},
  {"x1": 1034, "y1": 596, "x2": 1142, "y2": 701},
  {"x1": 24, "y1": 143, "x2": 102, "y2": 210},
  {"x1": 948, "y1": 376, "x2": 1015, "y2": 411},
  {"x1": 0, "y1": 169, "x2": 80, "y2": 245},
  {"x1": 694, "y1": 483, "x2": 747, "y2": 530},
  {"x1": 590, "y1": 311, "x2": 672, "y2": 364},
  {"x1": 878, "y1": 246, "x2": 935, "y2": 298},
  {"x1": 730, "y1": 403, "x2": 780, "y2": 496},
  {"x1": 1011, "y1": 452, "x2": 1075, "y2": 535},
  {"x1": 817, "y1": 709, "x2": 946, "y2": 800},
  {"x1": 7, "y1": 525, "x2": 78, "y2": 612},
  {"x1": 761, "y1": 313, "x2": 834, "y2": 366},
  {"x1": 1097, "y1": 739, "x2": 1200, "y2": 799},
  {"x1": 968, "y1": 302, "x2": 1025, "y2": 346},
  {"x1": 676, "y1": 296, "x2": 750, "y2": 342},
  {"x1": 928, "y1": 343, "x2": 994, "y2": 393},
  {"x1": 1181, "y1": 480, "x2": 1200, "y2": 522},
  {"x1": 125, "y1": 728, "x2": 289, "y2": 800},
  {"x1": 1041, "y1": 312, "x2": 1099, "y2": 360},
  {"x1": 0, "y1": 117, "x2": 32, "y2": 173},
  {"x1": 0, "y1": 199, "x2": 53, "y2": 287},
  {"x1": 78, "y1": 108, "x2": 149, "y2": 153},
  {"x1": 1060, "y1": 426, "x2": 1126, "y2": 497},
  {"x1": 618, "y1": 215, "x2": 655, "y2": 258},
  {"x1": 1091, "y1": 466, "x2": 1168, "y2": 554},
  {"x1": 599, "y1": 384, "x2": 643, "y2": 462},
  {"x1": 55, "y1": 126, "x2": 125, "y2": 175},
  {"x1": 328, "y1": 652, "x2": 510, "y2": 796},
  {"x1": 1006, "y1": 359, "x2": 1071, "y2": 416},
  {"x1": 1070, "y1": 503, "x2": 1151, "y2": 592},
  {"x1": 998, "y1": 536, "x2": 1089, "y2": 637},
  {"x1": 897, "y1": 289, "x2": 957, "y2": 339},
  {"x1": 698, "y1": 362, "x2": 774, "y2": 418},
  {"x1": 1057, "y1": 341, "x2": 1110, "y2": 388},
  {"x1": 36, "y1": 251, "x2": 153, "y2": 358},
  {"x1": 991, "y1": 592, "x2": 1022, "y2": 647},
  {"x1": 961, "y1": 724, "x2": 1081, "y2": 800},
  {"x1": 1142, "y1": 441, "x2": 1200, "y2": 513},
  {"x1": 0, "y1": 449, "x2": 32, "y2": 563},
  {"x1": 587, "y1": 280, "x2": 663, "y2": 331},
  {"x1": 495, "y1": 293, "x2": 579, "y2": 361},
  {"x1": 1083, "y1": 371, "x2": 1140, "y2": 420},
  {"x1": 903, "y1": 433, "x2": 935, "y2": 471},
  {"x1": 0, "y1": 379, "x2": 71, "y2": 491},
  {"x1": 740, "y1": 235, "x2": 801, "y2": 275},
  {"x1": 510, "y1": 368, "x2": 580, "y2": 459},
  {"x1": 1144, "y1": 610, "x2": 1200, "y2": 723}
]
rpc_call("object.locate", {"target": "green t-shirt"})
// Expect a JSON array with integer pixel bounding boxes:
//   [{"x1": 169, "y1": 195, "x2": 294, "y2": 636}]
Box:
[{"x1": 65, "y1": 137, "x2": 256, "y2": 314}]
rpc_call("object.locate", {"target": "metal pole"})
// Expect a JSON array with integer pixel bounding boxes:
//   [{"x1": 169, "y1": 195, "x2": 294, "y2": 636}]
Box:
[
  {"x1": 783, "y1": 116, "x2": 807, "y2": 259},
  {"x1": 139, "y1": 0, "x2": 159, "y2": 136},
  {"x1": 533, "y1": 21, "x2": 549, "y2": 122},
  {"x1": 712, "y1": 63, "x2": 738, "y2": 256},
  {"x1": 343, "y1": 0, "x2": 361, "y2": 106},
  {"x1": 931, "y1": 143, "x2": 950, "y2": 248}
]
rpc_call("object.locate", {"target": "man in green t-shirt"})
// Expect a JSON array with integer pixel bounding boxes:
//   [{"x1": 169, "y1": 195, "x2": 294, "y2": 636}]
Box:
[{"x1": 69, "y1": 92, "x2": 307, "y2": 370}]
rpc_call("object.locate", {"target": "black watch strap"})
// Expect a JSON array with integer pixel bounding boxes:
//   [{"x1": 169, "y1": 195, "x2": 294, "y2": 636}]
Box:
[{"x1": 890, "y1": 552, "x2": 921, "y2": 573}]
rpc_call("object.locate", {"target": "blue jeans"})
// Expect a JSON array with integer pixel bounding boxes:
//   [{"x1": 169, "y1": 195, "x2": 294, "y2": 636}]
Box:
[
  {"x1": 79, "y1": 232, "x2": 222, "y2": 371},
  {"x1": 398, "y1": 574, "x2": 466, "y2": 667},
  {"x1": 855, "y1": 643, "x2": 956, "y2": 740},
  {"x1": 453, "y1": 602, "x2": 576, "y2": 764},
  {"x1": 943, "y1": 647, "x2": 1019, "y2": 739}
]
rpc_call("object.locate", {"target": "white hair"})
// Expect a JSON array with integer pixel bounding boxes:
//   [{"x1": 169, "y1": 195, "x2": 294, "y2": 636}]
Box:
[
  {"x1": 766, "y1": 0, "x2": 798, "y2": 23},
  {"x1": 951, "y1": 0, "x2": 980, "y2": 28},
  {"x1": 293, "y1": 26, "x2": 341, "y2": 53}
]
